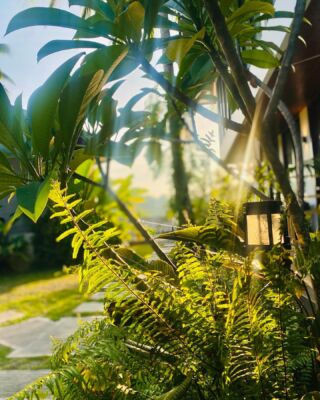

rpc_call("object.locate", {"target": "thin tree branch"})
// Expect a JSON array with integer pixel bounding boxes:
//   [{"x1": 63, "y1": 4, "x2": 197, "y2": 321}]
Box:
[
  {"x1": 264, "y1": 0, "x2": 306, "y2": 122},
  {"x1": 206, "y1": 43, "x2": 250, "y2": 121},
  {"x1": 249, "y1": 72, "x2": 304, "y2": 205},
  {"x1": 203, "y1": 0, "x2": 255, "y2": 119},
  {"x1": 258, "y1": 0, "x2": 308, "y2": 245},
  {"x1": 135, "y1": 49, "x2": 243, "y2": 133},
  {"x1": 260, "y1": 123, "x2": 309, "y2": 245},
  {"x1": 72, "y1": 171, "x2": 177, "y2": 270}
]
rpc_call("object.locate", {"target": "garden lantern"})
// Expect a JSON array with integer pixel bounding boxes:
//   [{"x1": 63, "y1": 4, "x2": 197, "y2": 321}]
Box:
[{"x1": 243, "y1": 200, "x2": 289, "y2": 252}]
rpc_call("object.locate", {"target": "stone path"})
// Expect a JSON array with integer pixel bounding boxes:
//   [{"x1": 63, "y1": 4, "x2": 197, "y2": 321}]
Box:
[
  {"x1": 73, "y1": 301, "x2": 104, "y2": 314},
  {"x1": 0, "y1": 292, "x2": 105, "y2": 398}
]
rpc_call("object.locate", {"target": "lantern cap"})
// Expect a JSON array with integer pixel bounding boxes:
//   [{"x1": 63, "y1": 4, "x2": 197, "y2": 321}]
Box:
[{"x1": 243, "y1": 200, "x2": 282, "y2": 215}]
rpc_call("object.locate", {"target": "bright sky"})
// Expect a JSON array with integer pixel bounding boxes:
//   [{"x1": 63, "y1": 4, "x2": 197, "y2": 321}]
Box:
[{"x1": 0, "y1": 0, "x2": 295, "y2": 198}]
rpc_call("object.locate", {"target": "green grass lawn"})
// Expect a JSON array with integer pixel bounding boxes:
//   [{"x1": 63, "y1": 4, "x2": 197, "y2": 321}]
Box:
[
  {"x1": 0, "y1": 269, "x2": 87, "y2": 370},
  {"x1": 0, "y1": 269, "x2": 86, "y2": 323}
]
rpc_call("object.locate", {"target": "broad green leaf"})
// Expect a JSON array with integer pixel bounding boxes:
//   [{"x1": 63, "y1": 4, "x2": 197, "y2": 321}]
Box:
[
  {"x1": 0, "y1": 121, "x2": 17, "y2": 154},
  {"x1": 79, "y1": 44, "x2": 134, "y2": 83},
  {"x1": 79, "y1": 45, "x2": 128, "y2": 76},
  {"x1": 229, "y1": 23, "x2": 259, "y2": 38},
  {"x1": 251, "y1": 39, "x2": 283, "y2": 55},
  {"x1": 58, "y1": 46, "x2": 128, "y2": 156},
  {"x1": 254, "y1": 10, "x2": 294, "y2": 23},
  {"x1": 11, "y1": 94, "x2": 25, "y2": 147},
  {"x1": 37, "y1": 40, "x2": 105, "y2": 62},
  {"x1": 241, "y1": 49, "x2": 279, "y2": 68},
  {"x1": 143, "y1": 0, "x2": 168, "y2": 37},
  {"x1": 97, "y1": 96, "x2": 117, "y2": 143},
  {"x1": 69, "y1": 0, "x2": 115, "y2": 20},
  {"x1": 16, "y1": 177, "x2": 51, "y2": 222},
  {"x1": 28, "y1": 53, "x2": 84, "y2": 157},
  {"x1": 107, "y1": 51, "x2": 139, "y2": 82},
  {"x1": 166, "y1": 28, "x2": 205, "y2": 65},
  {"x1": 118, "y1": 1, "x2": 145, "y2": 42},
  {"x1": 0, "y1": 170, "x2": 24, "y2": 191},
  {"x1": 69, "y1": 148, "x2": 93, "y2": 171},
  {"x1": 6, "y1": 7, "x2": 90, "y2": 35},
  {"x1": 0, "y1": 151, "x2": 12, "y2": 171},
  {"x1": 227, "y1": 1, "x2": 274, "y2": 24},
  {"x1": 0, "y1": 83, "x2": 12, "y2": 129},
  {"x1": 258, "y1": 25, "x2": 290, "y2": 34},
  {"x1": 74, "y1": 18, "x2": 125, "y2": 41},
  {"x1": 59, "y1": 69, "x2": 106, "y2": 155}
]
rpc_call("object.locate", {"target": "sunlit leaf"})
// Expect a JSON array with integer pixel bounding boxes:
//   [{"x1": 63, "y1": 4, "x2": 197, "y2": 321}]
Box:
[
  {"x1": 166, "y1": 28, "x2": 205, "y2": 65},
  {"x1": 16, "y1": 177, "x2": 51, "y2": 222},
  {"x1": 117, "y1": 1, "x2": 145, "y2": 43},
  {"x1": 241, "y1": 49, "x2": 279, "y2": 68},
  {"x1": 6, "y1": 7, "x2": 90, "y2": 35},
  {"x1": 28, "y1": 53, "x2": 84, "y2": 157},
  {"x1": 37, "y1": 39, "x2": 105, "y2": 62}
]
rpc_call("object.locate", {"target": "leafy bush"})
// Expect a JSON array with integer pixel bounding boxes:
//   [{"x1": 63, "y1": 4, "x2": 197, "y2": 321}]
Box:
[
  {"x1": 10, "y1": 183, "x2": 319, "y2": 400},
  {"x1": 0, "y1": 219, "x2": 29, "y2": 273}
]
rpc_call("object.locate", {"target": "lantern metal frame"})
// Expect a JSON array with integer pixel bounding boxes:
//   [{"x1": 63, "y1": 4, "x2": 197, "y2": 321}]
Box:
[{"x1": 243, "y1": 200, "x2": 290, "y2": 252}]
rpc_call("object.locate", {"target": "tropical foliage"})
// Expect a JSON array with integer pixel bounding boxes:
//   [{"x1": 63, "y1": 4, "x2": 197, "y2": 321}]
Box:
[
  {"x1": 1, "y1": 0, "x2": 319, "y2": 399},
  {"x1": 1, "y1": 0, "x2": 298, "y2": 226}
]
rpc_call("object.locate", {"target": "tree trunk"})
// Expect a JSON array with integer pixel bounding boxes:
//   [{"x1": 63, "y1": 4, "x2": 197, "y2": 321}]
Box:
[
  {"x1": 161, "y1": 20, "x2": 193, "y2": 225},
  {"x1": 170, "y1": 117, "x2": 194, "y2": 225}
]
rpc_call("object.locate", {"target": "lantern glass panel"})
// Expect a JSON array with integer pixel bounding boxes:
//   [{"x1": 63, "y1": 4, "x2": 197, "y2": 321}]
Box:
[
  {"x1": 271, "y1": 213, "x2": 282, "y2": 244},
  {"x1": 246, "y1": 214, "x2": 270, "y2": 246}
]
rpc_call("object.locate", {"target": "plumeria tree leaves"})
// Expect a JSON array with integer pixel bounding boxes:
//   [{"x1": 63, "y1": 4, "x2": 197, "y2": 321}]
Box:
[
  {"x1": 226, "y1": 1, "x2": 275, "y2": 25},
  {"x1": 69, "y1": 0, "x2": 115, "y2": 20},
  {"x1": 6, "y1": 7, "x2": 90, "y2": 34},
  {"x1": 166, "y1": 27, "x2": 205, "y2": 66},
  {"x1": 117, "y1": 1, "x2": 145, "y2": 43},
  {"x1": 28, "y1": 53, "x2": 84, "y2": 158},
  {"x1": 241, "y1": 49, "x2": 280, "y2": 68},
  {"x1": 16, "y1": 177, "x2": 51, "y2": 222},
  {"x1": 142, "y1": 0, "x2": 169, "y2": 37},
  {"x1": 37, "y1": 40, "x2": 104, "y2": 62}
]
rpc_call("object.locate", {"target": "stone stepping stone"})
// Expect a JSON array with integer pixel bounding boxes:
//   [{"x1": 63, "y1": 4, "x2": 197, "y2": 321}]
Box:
[
  {"x1": 73, "y1": 301, "x2": 104, "y2": 314},
  {"x1": 90, "y1": 292, "x2": 105, "y2": 301},
  {"x1": 0, "y1": 317, "x2": 55, "y2": 351},
  {"x1": 10, "y1": 318, "x2": 80, "y2": 358},
  {"x1": 0, "y1": 310, "x2": 24, "y2": 325},
  {"x1": 0, "y1": 317, "x2": 101, "y2": 358},
  {"x1": 0, "y1": 370, "x2": 50, "y2": 398}
]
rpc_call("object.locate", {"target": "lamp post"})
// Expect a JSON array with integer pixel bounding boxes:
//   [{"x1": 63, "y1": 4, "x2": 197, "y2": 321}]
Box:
[{"x1": 243, "y1": 200, "x2": 290, "y2": 252}]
